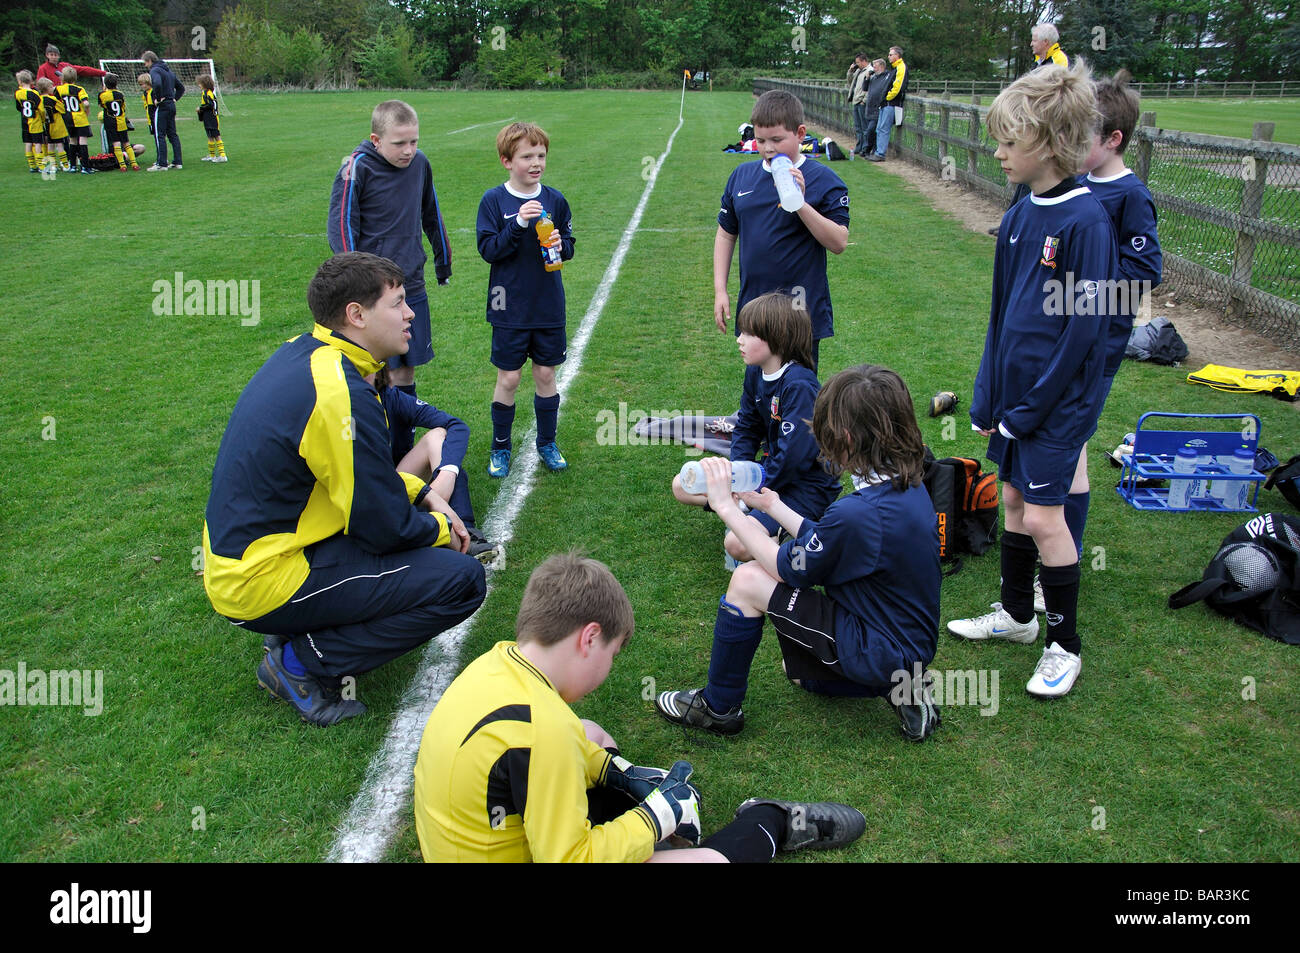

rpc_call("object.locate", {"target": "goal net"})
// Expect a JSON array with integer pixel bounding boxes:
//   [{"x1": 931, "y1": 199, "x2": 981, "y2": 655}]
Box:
[{"x1": 98, "y1": 58, "x2": 231, "y2": 117}]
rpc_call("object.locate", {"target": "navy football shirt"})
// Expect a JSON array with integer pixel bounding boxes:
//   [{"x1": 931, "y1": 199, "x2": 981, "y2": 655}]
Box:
[{"x1": 718, "y1": 156, "x2": 849, "y2": 340}]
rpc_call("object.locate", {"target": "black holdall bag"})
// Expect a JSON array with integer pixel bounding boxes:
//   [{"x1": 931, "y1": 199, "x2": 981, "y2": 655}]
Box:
[
  {"x1": 1264, "y1": 453, "x2": 1300, "y2": 510},
  {"x1": 1168, "y1": 512, "x2": 1300, "y2": 645}
]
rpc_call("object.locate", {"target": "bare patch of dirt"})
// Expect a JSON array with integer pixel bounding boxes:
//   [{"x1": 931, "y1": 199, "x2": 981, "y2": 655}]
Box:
[{"x1": 829, "y1": 130, "x2": 1300, "y2": 370}]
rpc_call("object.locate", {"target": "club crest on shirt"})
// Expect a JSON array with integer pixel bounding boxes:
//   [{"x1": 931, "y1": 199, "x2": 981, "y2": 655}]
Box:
[
  {"x1": 1040, "y1": 235, "x2": 1060, "y2": 269},
  {"x1": 770, "y1": 395, "x2": 781, "y2": 420}
]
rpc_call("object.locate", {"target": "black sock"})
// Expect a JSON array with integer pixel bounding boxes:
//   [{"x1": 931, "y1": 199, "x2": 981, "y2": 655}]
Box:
[
  {"x1": 1039, "y1": 562, "x2": 1082, "y2": 655},
  {"x1": 1000, "y1": 530, "x2": 1038, "y2": 624},
  {"x1": 534, "y1": 392, "x2": 560, "y2": 447},
  {"x1": 701, "y1": 804, "x2": 787, "y2": 863},
  {"x1": 491, "y1": 401, "x2": 515, "y2": 450}
]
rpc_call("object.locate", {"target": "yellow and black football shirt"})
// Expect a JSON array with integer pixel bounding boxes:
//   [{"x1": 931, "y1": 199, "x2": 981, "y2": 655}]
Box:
[
  {"x1": 57, "y1": 82, "x2": 91, "y2": 132},
  {"x1": 413, "y1": 641, "x2": 657, "y2": 863},
  {"x1": 15, "y1": 88, "x2": 45, "y2": 135},
  {"x1": 97, "y1": 89, "x2": 128, "y2": 133}
]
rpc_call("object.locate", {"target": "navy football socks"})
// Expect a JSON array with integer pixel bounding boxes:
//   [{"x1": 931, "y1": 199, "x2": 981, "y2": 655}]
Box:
[
  {"x1": 1064, "y1": 491, "x2": 1089, "y2": 560},
  {"x1": 491, "y1": 401, "x2": 515, "y2": 450},
  {"x1": 534, "y1": 393, "x2": 560, "y2": 447},
  {"x1": 1000, "y1": 530, "x2": 1038, "y2": 625},
  {"x1": 701, "y1": 803, "x2": 786, "y2": 863},
  {"x1": 1039, "y1": 562, "x2": 1082, "y2": 655},
  {"x1": 703, "y1": 598, "x2": 764, "y2": 713}
]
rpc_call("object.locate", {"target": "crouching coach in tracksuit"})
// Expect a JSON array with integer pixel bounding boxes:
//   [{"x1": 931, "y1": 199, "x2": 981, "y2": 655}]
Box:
[{"x1": 202, "y1": 252, "x2": 486, "y2": 726}]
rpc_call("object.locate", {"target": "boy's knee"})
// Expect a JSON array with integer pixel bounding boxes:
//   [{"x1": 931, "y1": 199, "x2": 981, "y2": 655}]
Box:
[
  {"x1": 530, "y1": 366, "x2": 556, "y2": 392},
  {"x1": 581, "y1": 719, "x2": 617, "y2": 751},
  {"x1": 497, "y1": 369, "x2": 522, "y2": 391},
  {"x1": 723, "y1": 532, "x2": 749, "y2": 560},
  {"x1": 1020, "y1": 504, "x2": 1065, "y2": 541},
  {"x1": 726, "y1": 560, "x2": 774, "y2": 615}
]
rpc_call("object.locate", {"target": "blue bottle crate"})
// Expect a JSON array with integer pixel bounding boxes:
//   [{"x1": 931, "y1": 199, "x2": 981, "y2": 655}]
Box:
[{"x1": 1116, "y1": 412, "x2": 1265, "y2": 512}]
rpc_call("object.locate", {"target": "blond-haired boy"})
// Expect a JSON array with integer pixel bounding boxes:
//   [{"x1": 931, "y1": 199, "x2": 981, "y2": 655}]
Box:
[
  {"x1": 949, "y1": 63, "x2": 1118, "y2": 699},
  {"x1": 327, "y1": 100, "x2": 451, "y2": 454}
]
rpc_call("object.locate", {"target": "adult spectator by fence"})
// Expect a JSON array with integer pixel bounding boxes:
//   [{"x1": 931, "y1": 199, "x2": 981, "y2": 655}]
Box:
[
  {"x1": 35, "y1": 45, "x2": 106, "y2": 85},
  {"x1": 870, "y1": 47, "x2": 907, "y2": 162},
  {"x1": 849, "y1": 53, "x2": 872, "y2": 157},
  {"x1": 202, "y1": 252, "x2": 487, "y2": 727},
  {"x1": 1031, "y1": 23, "x2": 1069, "y2": 71},
  {"x1": 991, "y1": 24, "x2": 1070, "y2": 231},
  {"x1": 864, "y1": 58, "x2": 891, "y2": 158},
  {"x1": 142, "y1": 50, "x2": 182, "y2": 171}
]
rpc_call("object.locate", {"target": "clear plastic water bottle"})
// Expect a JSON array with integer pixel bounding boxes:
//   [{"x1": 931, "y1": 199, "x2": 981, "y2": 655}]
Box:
[
  {"x1": 679, "y1": 459, "x2": 765, "y2": 495},
  {"x1": 770, "y1": 155, "x2": 804, "y2": 212},
  {"x1": 1217, "y1": 447, "x2": 1255, "y2": 510},
  {"x1": 1193, "y1": 449, "x2": 1213, "y2": 499},
  {"x1": 1168, "y1": 446, "x2": 1199, "y2": 509}
]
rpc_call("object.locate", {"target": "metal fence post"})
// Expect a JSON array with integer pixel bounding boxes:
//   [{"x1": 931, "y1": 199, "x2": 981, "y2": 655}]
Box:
[{"x1": 1228, "y1": 122, "x2": 1274, "y2": 321}]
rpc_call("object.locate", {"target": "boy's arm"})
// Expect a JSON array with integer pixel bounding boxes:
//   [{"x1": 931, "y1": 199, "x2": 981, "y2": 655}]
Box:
[
  {"x1": 790, "y1": 169, "x2": 849, "y2": 254},
  {"x1": 998, "y1": 223, "x2": 1116, "y2": 439},
  {"x1": 555, "y1": 193, "x2": 576, "y2": 262},
  {"x1": 970, "y1": 240, "x2": 1006, "y2": 431},
  {"x1": 422, "y1": 162, "x2": 452, "y2": 284},
  {"x1": 477, "y1": 192, "x2": 530, "y2": 263},
  {"x1": 302, "y1": 367, "x2": 452, "y2": 554},
  {"x1": 327, "y1": 155, "x2": 363, "y2": 254},
  {"x1": 757, "y1": 376, "x2": 822, "y2": 489},
  {"x1": 729, "y1": 372, "x2": 762, "y2": 462},
  {"x1": 522, "y1": 719, "x2": 656, "y2": 863},
  {"x1": 1117, "y1": 188, "x2": 1162, "y2": 287},
  {"x1": 701, "y1": 459, "x2": 786, "y2": 580},
  {"x1": 713, "y1": 226, "x2": 738, "y2": 330},
  {"x1": 714, "y1": 170, "x2": 740, "y2": 330},
  {"x1": 777, "y1": 496, "x2": 865, "y2": 588},
  {"x1": 409, "y1": 399, "x2": 471, "y2": 471}
]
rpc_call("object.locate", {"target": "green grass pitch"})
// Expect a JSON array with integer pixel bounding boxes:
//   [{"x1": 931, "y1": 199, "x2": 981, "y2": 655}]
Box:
[{"x1": 1, "y1": 90, "x2": 1297, "y2": 862}]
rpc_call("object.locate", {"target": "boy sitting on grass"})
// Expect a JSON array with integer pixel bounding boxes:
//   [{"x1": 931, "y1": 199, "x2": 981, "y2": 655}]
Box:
[
  {"x1": 656, "y1": 365, "x2": 943, "y2": 742},
  {"x1": 413, "y1": 553, "x2": 866, "y2": 862}
]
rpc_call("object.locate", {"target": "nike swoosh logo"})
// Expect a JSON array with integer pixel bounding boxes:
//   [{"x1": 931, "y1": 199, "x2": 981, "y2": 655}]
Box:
[
  {"x1": 1044, "y1": 671, "x2": 1070, "y2": 687},
  {"x1": 737, "y1": 190, "x2": 755, "y2": 196},
  {"x1": 1029, "y1": 481, "x2": 1050, "y2": 489},
  {"x1": 1009, "y1": 234, "x2": 1019, "y2": 243},
  {"x1": 992, "y1": 627, "x2": 1010, "y2": 634}
]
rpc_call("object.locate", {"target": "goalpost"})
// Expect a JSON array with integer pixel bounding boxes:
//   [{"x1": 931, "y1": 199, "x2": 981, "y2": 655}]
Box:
[{"x1": 98, "y1": 58, "x2": 231, "y2": 117}]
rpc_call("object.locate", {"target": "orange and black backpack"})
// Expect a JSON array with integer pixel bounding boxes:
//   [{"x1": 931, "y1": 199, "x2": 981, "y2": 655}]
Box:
[{"x1": 922, "y1": 448, "x2": 999, "y2": 570}]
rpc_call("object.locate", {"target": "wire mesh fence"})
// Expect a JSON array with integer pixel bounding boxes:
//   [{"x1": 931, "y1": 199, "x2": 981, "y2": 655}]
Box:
[{"x1": 755, "y1": 78, "x2": 1300, "y2": 351}]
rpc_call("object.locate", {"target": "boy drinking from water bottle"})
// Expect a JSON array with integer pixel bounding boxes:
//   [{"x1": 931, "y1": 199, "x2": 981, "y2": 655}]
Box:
[
  {"x1": 713, "y1": 89, "x2": 849, "y2": 372},
  {"x1": 476, "y1": 121, "x2": 574, "y2": 478}
]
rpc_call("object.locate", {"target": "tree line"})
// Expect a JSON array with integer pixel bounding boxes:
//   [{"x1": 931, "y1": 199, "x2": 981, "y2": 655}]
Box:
[{"x1": 4, "y1": 0, "x2": 1296, "y2": 89}]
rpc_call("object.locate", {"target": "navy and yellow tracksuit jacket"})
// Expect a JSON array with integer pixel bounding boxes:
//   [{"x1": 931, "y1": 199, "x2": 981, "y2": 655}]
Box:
[{"x1": 202, "y1": 324, "x2": 451, "y2": 620}]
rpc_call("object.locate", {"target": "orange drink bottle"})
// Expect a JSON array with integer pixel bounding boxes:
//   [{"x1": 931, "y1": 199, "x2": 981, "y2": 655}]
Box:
[{"x1": 536, "y1": 211, "x2": 563, "y2": 272}]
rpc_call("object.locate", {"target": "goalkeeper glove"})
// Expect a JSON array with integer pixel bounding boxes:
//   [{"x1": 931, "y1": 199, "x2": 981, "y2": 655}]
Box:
[
  {"x1": 604, "y1": 755, "x2": 669, "y2": 801},
  {"x1": 639, "y1": 760, "x2": 702, "y2": 845}
]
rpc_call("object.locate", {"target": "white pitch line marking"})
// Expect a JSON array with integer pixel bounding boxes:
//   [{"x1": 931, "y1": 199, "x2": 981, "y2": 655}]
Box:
[
  {"x1": 327, "y1": 110, "x2": 688, "y2": 864},
  {"x1": 446, "y1": 117, "x2": 516, "y2": 135}
]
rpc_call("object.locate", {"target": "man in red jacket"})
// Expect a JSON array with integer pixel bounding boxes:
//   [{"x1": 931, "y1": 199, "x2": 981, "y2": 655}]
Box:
[{"x1": 35, "y1": 45, "x2": 106, "y2": 85}]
